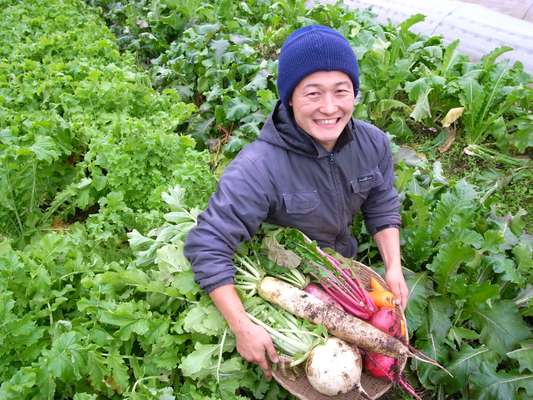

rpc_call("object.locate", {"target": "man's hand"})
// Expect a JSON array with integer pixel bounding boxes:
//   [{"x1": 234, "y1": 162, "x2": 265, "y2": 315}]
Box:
[
  {"x1": 373, "y1": 227, "x2": 409, "y2": 310},
  {"x1": 233, "y1": 319, "x2": 279, "y2": 379},
  {"x1": 209, "y1": 284, "x2": 278, "y2": 379},
  {"x1": 385, "y1": 266, "x2": 408, "y2": 310}
]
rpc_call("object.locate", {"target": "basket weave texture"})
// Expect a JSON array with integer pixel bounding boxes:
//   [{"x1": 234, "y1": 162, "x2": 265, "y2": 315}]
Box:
[{"x1": 272, "y1": 260, "x2": 408, "y2": 400}]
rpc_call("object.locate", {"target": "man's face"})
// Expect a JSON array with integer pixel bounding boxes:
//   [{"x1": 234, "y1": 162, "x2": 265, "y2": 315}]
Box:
[{"x1": 290, "y1": 70, "x2": 355, "y2": 152}]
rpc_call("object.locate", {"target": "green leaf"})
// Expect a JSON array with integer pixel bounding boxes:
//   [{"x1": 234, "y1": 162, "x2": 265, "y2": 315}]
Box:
[
  {"x1": 73, "y1": 393, "x2": 97, "y2": 400},
  {"x1": 447, "y1": 326, "x2": 479, "y2": 347},
  {"x1": 507, "y1": 342, "x2": 533, "y2": 373},
  {"x1": 179, "y1": 342, "x2": 218, "y2": 378},
  {"x1": 409, "y1": 87, "x2": 432, "y2": 121},
  {"x1": 472, "y1": 301, "x2": 532, "y2": 355},
  {"x1": 86, "y1": 350, "x2": 107, "y2": 392},
  {"x1": 471, "y1": 364, "x2": 533, "y2": 400},
  {"x1": 399, "y1": 13, "x2": 425, "y2": 34},
  {"x1": 99, "y1": 303, "x2": 150, "y2": 341},
  {"x1": 183, "y1": 303, "x2": 226, "y2": 336},
  {"x1": 441, "y1": 39, "x2": 461, "y2": 76},
  {"x1": 427, "y1": 242, "x2": 474, "y2": 292},
  {"x1": 107, "y1": 350, "x2": 129, "y2": 394},
  {"x1": 156, "y1": 243, "x2": 189, "y2": 272},
  {"x1": 30, "y1": 135, "x2": 61, "y2": 162},
  {"x1": 0, "y1": 368, "x2": 37, "y2": 400},
  {"x1": 513, "y1": 242, "x2": 532, "y2": 276},
  {"x1": 44, "y1": 332, "x2": 84, "y2": 381},
  {"x1": 172, "y1": 270, "x2": 200, "y2": 296},
  {"x1": 433, "y1": 345, "x2": 498, "y2": 394},
  {"x1": 405, "y1": 272, "x2": 432, "y2": 332},
  {"x1": 486, "y1": 254, "x2": 523, "y2": 284},
  {"x1": 210, "y1": 39, "x2": 230, "y2": 63},
  {"x1": 225, "y1": 97, "x2": 252, "y2": 120}
]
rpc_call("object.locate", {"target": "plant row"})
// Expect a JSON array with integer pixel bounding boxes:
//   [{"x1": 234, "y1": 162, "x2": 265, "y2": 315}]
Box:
[
  {"x1": 0, "y1": 0, "x2": 531, "y2": 399},
  {"x1": 88, "y1": 0, "x2": 532, "y2": 163}
]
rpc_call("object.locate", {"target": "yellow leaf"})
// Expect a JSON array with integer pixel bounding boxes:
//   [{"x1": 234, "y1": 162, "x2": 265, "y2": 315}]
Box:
[{"x1": 441, "y1": 107, "x2": 464, "y2": 127}]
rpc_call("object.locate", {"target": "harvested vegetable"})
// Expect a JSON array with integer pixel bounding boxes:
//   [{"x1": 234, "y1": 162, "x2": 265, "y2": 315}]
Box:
[
  {"x1": 305, "y1": 337, "x2": 369, "y2": 398},
  {"x1": 272, "y1": 229, "x2": 377, "y2": 319},
  {"x1": 370, "y1": 276, "x2": 386, "y2": 292},
  {"x1": 258, "y1": 276, "x2": 445, "y2": 371},
  {"x1": 369, "y1": 289, "x2": 395, "y2": 308},
  {"x1": 304, "y1": 283, "x2": 343, "y2": 309},
  {"x1": 369, "y1": 276, "x2": 395, "y2": 308},
  {"x1": 370, "y1": 307, "x2": 403, "y2": 339},
  {"x1": 364, "y1": 352, "x2": 422, "y2": 400},
  {"x1": 258, "y1": 276, "x2": 406, "y2": 357},
  {"x1": 245, "y1": 298, "x2": 326, "y2": 366}
]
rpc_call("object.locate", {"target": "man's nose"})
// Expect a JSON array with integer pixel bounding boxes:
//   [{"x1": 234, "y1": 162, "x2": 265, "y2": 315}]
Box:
[{"x1": 320, "y1": 93, "x2": 337, "y2": 114}]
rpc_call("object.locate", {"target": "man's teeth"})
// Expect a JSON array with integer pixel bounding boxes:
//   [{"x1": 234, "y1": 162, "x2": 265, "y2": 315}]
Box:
[{"x1": 316, "y1": 118, "x2": 338, "y2": 125}]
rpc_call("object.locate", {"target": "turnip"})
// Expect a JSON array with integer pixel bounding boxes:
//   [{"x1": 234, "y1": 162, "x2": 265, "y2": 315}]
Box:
[{"x1": 305, "y1": 337, "x2": 369, "y2": 398}]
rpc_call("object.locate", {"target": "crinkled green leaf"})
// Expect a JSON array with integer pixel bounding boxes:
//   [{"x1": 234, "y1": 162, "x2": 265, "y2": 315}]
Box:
[
  {"x1": 487, "y1": 254, "x2": 523, "y2": 284},
  {"x1": 179, "y1": 343, "x2": 219, "y2": 379},
  {"x1": 183, "y1": 303, "x2": 226, "y2": 336},
  {"x1": 44, "y1": 332, "x2": 84, "y2": 381},
  {"x1": 171, "y1": 270, "x2": 200, "y2": 296},
  {"x1": 30, "y1": 136, "x2": 61, "y2": 162},
  {"x1": 427, "y1": 241, "x2": 474, "y2": 292},
  {"x1": 225, "y1": 97, "x2": 252, "y2": 120},
  {"x1": 107, "y1": 350, "x2": 129, "y2": 394}
]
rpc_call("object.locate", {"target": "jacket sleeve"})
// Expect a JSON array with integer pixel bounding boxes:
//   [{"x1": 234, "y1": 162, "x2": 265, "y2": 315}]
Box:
[
  {"x1": 184, "y1": 154, "x2": 273, "y2": 293},
  {"x1": 361, "y1": 133, "x2": 401, "y2": 235}
]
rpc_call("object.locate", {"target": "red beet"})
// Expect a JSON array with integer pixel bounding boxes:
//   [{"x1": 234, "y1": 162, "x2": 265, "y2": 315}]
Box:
[
  {"x1": 370, "y1": 307, "x2": 402, "y2": 338},
  {"x1": 364, "y1": 352, "x2": 422, "y2": 400}
]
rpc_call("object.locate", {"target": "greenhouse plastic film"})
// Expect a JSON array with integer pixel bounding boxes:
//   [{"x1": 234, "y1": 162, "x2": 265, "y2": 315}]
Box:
[{"x1": 315, "y1": 0, "x2": 533, "y2": 75}]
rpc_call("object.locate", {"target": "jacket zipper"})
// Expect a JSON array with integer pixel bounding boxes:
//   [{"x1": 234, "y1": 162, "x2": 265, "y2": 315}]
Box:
[{"x1": 328, "y1": 152, "x2": 344, "y2": 248}]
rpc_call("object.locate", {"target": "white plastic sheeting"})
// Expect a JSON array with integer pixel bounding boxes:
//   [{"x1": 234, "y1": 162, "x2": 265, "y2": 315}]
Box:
[
  {"x1": 314, "y1": 0, "x2": 533, "y2": 75},
  {"x1": 461, "y1": 0, "x2": 533, "y2": 22}
]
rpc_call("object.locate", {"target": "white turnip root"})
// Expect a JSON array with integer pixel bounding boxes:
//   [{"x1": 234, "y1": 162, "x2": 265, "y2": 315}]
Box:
[{"x1": 305, "y1": 337, "x2": 369, "y2": 398}]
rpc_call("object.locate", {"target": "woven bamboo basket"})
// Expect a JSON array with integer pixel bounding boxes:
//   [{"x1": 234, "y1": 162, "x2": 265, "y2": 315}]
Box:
[{"x1": 272, "y1": 259, "x2": 408, "y2": 400}]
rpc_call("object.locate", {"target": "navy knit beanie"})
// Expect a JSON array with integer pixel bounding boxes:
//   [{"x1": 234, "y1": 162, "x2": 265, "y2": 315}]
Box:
[{"x1": 277, "y1": 25, "x2": 359, "y2": 109}]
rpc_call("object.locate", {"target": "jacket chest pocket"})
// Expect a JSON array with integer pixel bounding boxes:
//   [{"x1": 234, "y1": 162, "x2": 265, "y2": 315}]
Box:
[
  {"x1": 349, "y1": 169, "x2": 384, "y2": 202},
  {"x1": 282, "y1": 191, "x2": 320, "y2": 215}
]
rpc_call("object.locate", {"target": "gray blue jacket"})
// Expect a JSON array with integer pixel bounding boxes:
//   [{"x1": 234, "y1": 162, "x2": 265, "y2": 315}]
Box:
[{"x1": 184, "y1": 102, "x2": 400, "y2": 293}]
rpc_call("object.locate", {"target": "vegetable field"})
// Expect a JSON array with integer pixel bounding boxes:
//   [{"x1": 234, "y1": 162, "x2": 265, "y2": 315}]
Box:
[{"x1": 0, "y1": 0, "x2": 531, "y2": 399}]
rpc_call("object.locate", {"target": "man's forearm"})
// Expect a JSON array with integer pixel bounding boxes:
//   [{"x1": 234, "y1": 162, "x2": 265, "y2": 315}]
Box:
[
  {"x1": 209, "y1": 284, "x2": 250, "y2": 334},
  {"x1": 373, "y1": 227, "x2": 401, "y2": 271}
]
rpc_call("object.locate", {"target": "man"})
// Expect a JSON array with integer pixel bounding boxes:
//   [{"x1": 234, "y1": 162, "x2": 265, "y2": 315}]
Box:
[{"x1": 185, "y1": 25, "x2": 408, "y2": 380}]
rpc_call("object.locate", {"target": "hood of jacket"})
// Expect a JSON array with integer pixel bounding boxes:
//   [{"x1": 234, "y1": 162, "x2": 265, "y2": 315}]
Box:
[{"x1": 258, "y1": 101, "x2": 354, "y2": 159}]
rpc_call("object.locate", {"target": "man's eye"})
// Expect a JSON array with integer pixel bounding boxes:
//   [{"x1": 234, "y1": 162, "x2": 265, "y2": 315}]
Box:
[{"x1": 307, "y1": 92, "x2": 320, "y2": 97}]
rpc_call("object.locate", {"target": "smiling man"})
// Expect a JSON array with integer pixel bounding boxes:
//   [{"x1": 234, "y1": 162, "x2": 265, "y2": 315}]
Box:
[{"x1": 185, "y1": 25, "x2": 407, "y2": 380}]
